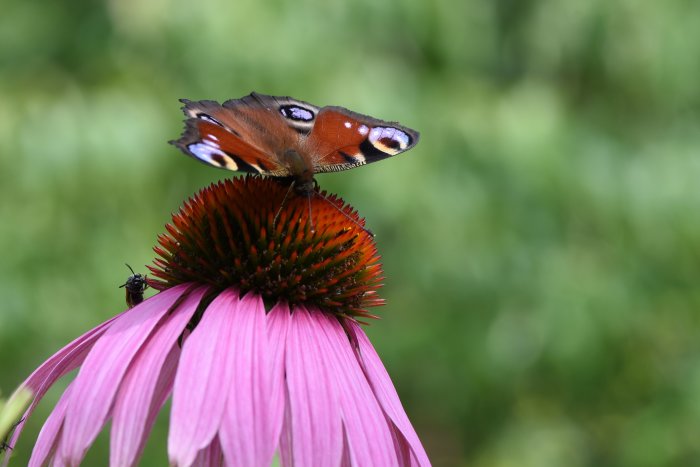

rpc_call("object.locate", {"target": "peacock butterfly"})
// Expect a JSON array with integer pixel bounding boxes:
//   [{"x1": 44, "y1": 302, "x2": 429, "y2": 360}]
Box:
[{"x1": 170, "y1": 92, "x2": 420, "y2": 194}]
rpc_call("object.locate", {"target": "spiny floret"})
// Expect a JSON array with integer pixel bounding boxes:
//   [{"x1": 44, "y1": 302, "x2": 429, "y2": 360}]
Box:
[{"x1": 148, "y1": 176, "x2": 384, "y2": 319}]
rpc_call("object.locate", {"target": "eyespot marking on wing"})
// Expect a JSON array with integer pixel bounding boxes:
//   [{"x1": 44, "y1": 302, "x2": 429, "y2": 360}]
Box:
[
  {"x1": 368, "y1": 126, "x2": 412, "y2": 155},
  {"x1": 279, "y1": 105, "x2": 315, "y2": 122},
  {"x1": 188, "y1": 141, "x2": 238, "y2": 170}
]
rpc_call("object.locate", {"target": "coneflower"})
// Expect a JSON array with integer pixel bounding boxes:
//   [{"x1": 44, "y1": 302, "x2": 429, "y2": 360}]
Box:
[{"x1": 4, "y1": 176, "x2": 430, "y2": 466}]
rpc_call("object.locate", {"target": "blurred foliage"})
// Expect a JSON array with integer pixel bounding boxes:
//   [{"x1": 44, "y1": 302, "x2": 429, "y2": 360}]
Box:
[{"x1": 1, "y1": 0, "x2": 700, "y2": 465}]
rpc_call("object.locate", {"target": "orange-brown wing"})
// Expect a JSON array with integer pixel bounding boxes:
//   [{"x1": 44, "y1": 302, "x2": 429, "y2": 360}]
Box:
[
  {"x1": 304, "y1": 106, "x2": 420, "y2": 174},
  {"x1": 171, "y1": 93, "x2": 320, "y2": 176}
]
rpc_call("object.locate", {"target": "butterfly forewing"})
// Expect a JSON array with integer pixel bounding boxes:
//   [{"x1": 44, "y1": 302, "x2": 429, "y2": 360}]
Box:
[{"x1": 173, "y1": 97, "x2": 293, "y2": 176}]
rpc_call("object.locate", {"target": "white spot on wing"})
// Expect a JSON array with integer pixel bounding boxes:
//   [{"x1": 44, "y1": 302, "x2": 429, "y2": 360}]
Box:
[
  {"x1": 344, "y1": 121, "x2": 352, "y2": 129},
  {"x1": 358, "y1": 125, "x2": 369, "y2": 136},
  {"x1": 200, "y1": 115, "x2": 219, "y2": 125}
]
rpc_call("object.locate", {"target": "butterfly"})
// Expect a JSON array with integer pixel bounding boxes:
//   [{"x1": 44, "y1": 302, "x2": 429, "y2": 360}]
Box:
[{"x1": 171, "y1": 92, "x2": 419, "y2": 194}]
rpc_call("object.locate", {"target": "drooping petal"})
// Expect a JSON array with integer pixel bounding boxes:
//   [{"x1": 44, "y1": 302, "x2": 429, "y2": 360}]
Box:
[
  {"x1": 3, "y1": 311, "x2": 122, "y2": 464},
  {"x1": 348, "y1": 321, "x2": 430, "y2": 466},
  {"x1": 315, "y1": 311, "x2": 398, "y2": 466},
  {"x1": 28, "y1": 384, "x2": 73, "y2": 467},
  {"x1": 130, "y1": 342, "x2": 180, "y2": 464},
  {"x1": 390, "y1": 427, "x2": 419, "y2": 467},
  {"x1": 283, "y1": 307, "x2": 343, "y2": 467},
  {"x1": 110, "y1": 286, "x2": 208, "y2": 467},
  {"x1": 340, "y1": 436, "x2": 353, "y2": 467},
  {"x1": 278, "y1": 393, "x2": 293, "y2": 467},
  {"x1": 168, "y1": 288, "x2": 241, "y2": 467},
  {"x1": 218, "y1": 292, "x2": 275, "y2": 466},
  {"x1": 59, "y1": 284, "x2": 193, "y2": 465},
  {"x1": 265, "y1": 301, "x2": 291, "y2": 455},
  {"x1": 192, "y1": 436, "x2": 223, "y2": 467}
]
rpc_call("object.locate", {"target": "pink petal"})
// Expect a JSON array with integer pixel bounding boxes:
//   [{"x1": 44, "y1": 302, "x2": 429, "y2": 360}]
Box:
[
  {"x1": 168, "y1": 288, "x2": 241, "y2": 466},
  {"x1": 192, "y1": 436, "x2": 223, "y2": 467},
  {"x1": 283, "y1": 307, "x2": 343, "y2": 467},
  {"x1": 391, "y1": 426, "x2": 420, "y2": 467},
  {"x1": 3, "y1": 311, "x2": 122, "y2": 463},
  {"x1": 131, "y1": 342, "x2": 180, "y2": 464},
  {"x1": 59, "y1": 284, "x2": 193, "y2": 465},
  {"x1": 340, "y1": 436, "x2": 353, "y2": 467},
  {"x1": 348, "y1": 321, "x2": 430, "y2": 466},
  {"x1": 28, "y1": 384, "x2": 73, "y2": 467},
  {"x1": 24, "y1": 312, "x2": 122, "y2": 394},
  {"x1": 278, "y1": 395, "x2": 293, "y2": 467},
  {"x1": 110, "y1": 286, "x2": 208, "y2": 467},
  {"x1": 219, "y1": 292, "x2": 276, "y2": 467},
  {"x1": 266, "y1": 302, "x2": 291, "y2": 451},
  {"x1": 315, "y1": 311, "x2": 398, "y2": 466}
]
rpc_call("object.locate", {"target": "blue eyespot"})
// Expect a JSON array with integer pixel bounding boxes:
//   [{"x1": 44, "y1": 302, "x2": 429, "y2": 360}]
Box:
[{"x1": 279, "y1": 105, "x2": 315, "y2": 122}]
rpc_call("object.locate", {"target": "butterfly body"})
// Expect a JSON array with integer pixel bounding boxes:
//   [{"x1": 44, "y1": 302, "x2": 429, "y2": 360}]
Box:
[{"x1": 172, "y1": 93, "x2": 419, "y2": 194}]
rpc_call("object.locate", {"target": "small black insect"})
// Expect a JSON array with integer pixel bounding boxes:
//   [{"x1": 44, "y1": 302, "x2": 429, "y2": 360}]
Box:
[
  {"x1": 119, "y1": 263, "x2": 149, "y2": 308},
  {"x1": 0, "y1": 418, "x2": 24, "y2": 454}
]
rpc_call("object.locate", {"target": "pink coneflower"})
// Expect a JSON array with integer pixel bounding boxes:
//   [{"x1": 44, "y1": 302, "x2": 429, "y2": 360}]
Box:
[{"x1": 4, "y1": 177, "x2": 429, "y2": 466}]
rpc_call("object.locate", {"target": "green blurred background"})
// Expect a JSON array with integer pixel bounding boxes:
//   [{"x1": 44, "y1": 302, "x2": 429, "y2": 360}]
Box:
[{"x1": 1, "y1": 0, "x2": 700, "y2": 465}]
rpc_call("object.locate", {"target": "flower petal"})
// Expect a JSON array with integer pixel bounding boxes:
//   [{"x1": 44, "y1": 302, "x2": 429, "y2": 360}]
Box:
[
  {"x1": 340, "y1": 437, "x2": 353, "y2": 467},
  {"x1": 283, "y1": 307, "x2": 343, "y2": 467},
  {"x1": 168, "y1": 288, "x2": 241, "y2": 467},
  {"x1": 391, "y1": 427, "x2": 420, "y2": 467},
  {"x1": 192, "y1": 436, "x2": 223, "y2": 467},
  {"x1": 218, "y1": 292, "x2": 276, "y2": 467},
  {"x1": 3, "y1": 311, "x2": 121, "y2": 464},
  {"x1": 315, "y1": 311, "x2": 398, "y2": 466},
  {"x1": 266, "y1": 302, "x2": 291, "y2": 453},
  {"x1": 59, "y1": 284, "x2": 193, "y2": 465},
  {"x1": 110, "y1": 286, "x2": 208, "y2": 467},
  {"x1": 131, "y1": 342, "x2": 180, "y2": 464},
  {"x1": 348, "y1": 321, "x2": 430, "y2": 466},
  {"x1": 278, "y1": 395, "x2": 293, "y2": 467},
  {"x1": 28, "y1": 384, "x2": 73, "y2": 467}
]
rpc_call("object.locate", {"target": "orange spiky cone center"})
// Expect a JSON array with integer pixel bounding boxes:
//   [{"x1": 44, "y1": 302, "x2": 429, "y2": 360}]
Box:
[{"x1": 148, "y1": 176, "x2": 384, "y2": 320}]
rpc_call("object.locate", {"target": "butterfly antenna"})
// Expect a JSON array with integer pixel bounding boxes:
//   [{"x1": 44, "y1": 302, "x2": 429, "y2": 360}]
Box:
[
  {"x1": 313, "y1": 190, "x2": 375, "y2": 237},
  {"x1": 273, "y1": 181, "x2": 296, "y2": 230}
]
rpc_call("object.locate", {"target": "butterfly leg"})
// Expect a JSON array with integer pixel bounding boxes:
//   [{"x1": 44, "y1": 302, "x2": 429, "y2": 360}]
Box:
[
  {"x1": 306, "y1": 193, "x2": 315, "y2": 234},
  {"x1": 312, "y1": 190, "x2": 375, "y2": 237},
  {"x1": 272, "y1": 180, "x2": 296, "y2": 231}
]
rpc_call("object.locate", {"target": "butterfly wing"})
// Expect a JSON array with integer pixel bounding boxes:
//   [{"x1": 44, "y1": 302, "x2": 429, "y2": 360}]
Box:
[
  {"x1": 304, "y1": 106, "x2": 420, "y2": 174},
  {"x1": 172, "y1": 93, "x2": 320, "y2": 176}
]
